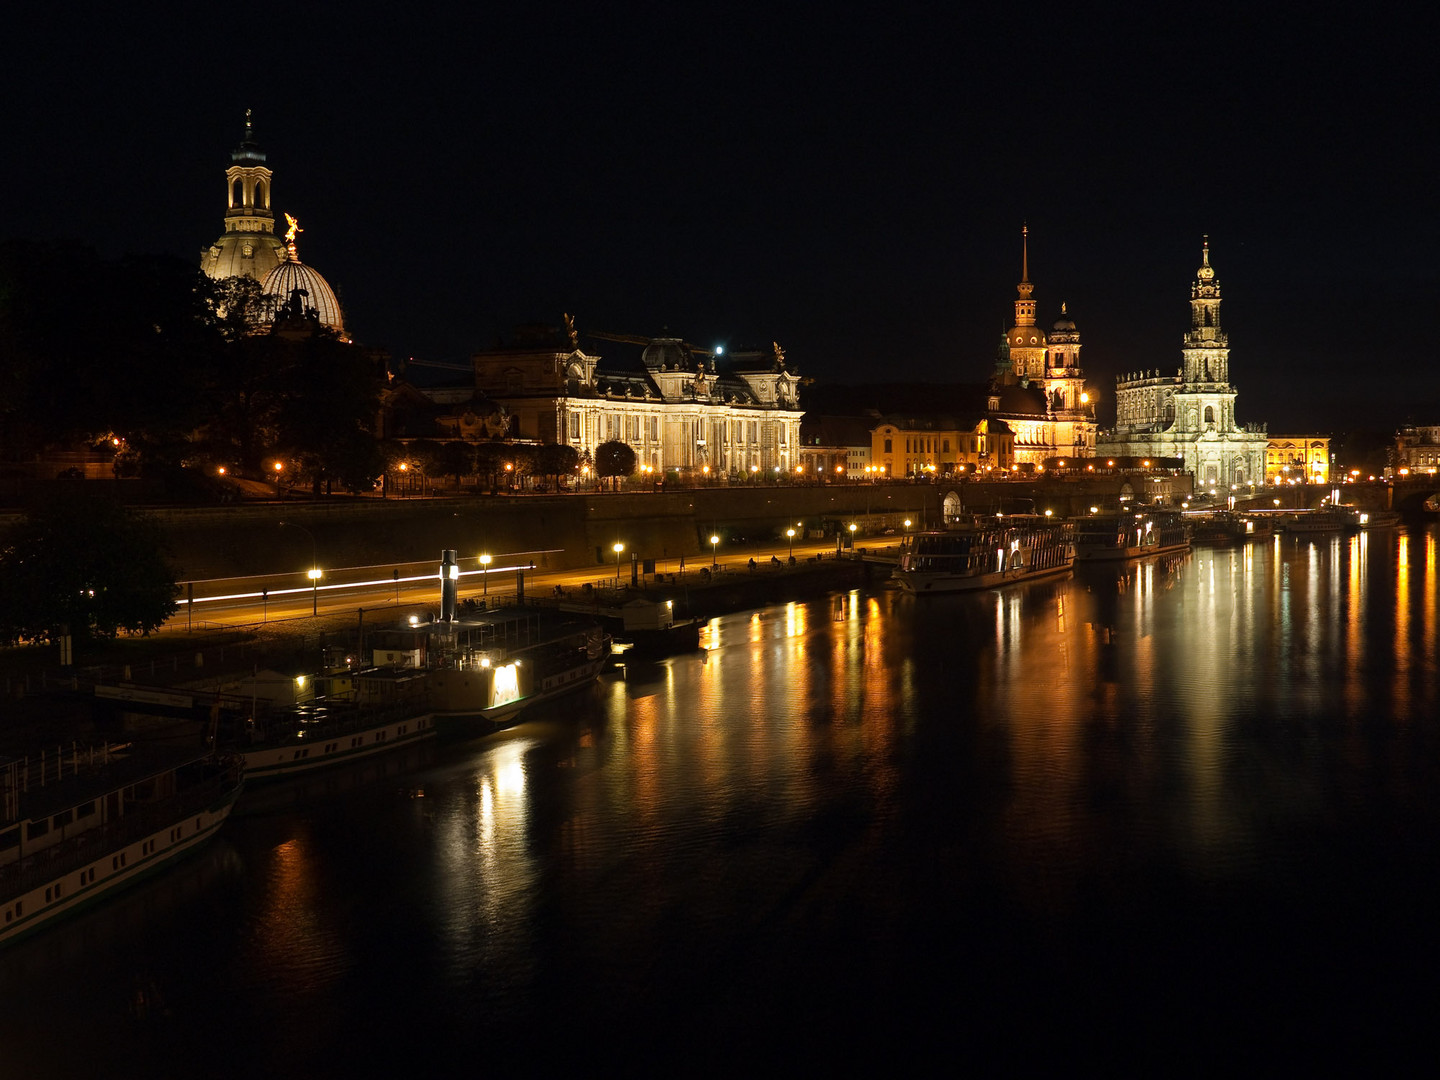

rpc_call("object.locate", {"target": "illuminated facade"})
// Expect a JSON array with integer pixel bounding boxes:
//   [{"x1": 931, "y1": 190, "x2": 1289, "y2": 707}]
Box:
[
  {"x1": 1265, "y1": 435, "x2": 1330, "y2": 485},
  {"x1": 870, "y1": 417, "x2": 1013, "y2": 477},
  {"x1": 200, "y1": 113, "x2": 346, "y2": 338},
  {"x1": 1392, "y1": 425, "x2": 1440, "y2": 476},
  {"x1": 470, "y1": 328, "x2": 804, "y2": 478},
  {"x1": 1098, "y1": 239, "x2": 1268, "y2": 489},
  {"x1": 988, "y1": 228, "x2": 1097, "y2": 466}
]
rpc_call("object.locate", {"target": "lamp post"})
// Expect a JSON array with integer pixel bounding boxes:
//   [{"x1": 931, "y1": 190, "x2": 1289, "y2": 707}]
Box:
[
  {"x1": 280, "y1": 521, "x2": 319, "y2": 616},
  {"x1": 613, "y1": 542, "x2": 624, "y2": 585},
  {"x1": 848, "y1": 522, "x2": 857, "y2": 549},
  {"x1": 710, "y1": 534, "x2": 719, "y2": 568},
  {"x1": 786, "y1": 528, "x2": 795, "y2": 559},
  {"x1": 479, "y1": 553, "x2": 491, "y2": 596}
]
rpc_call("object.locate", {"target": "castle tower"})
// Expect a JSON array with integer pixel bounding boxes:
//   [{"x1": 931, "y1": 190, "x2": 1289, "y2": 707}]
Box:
[
  {"x1": 1006, "y1": 225, "x2": 1048, "y2": 380},
  {"x1": 200, "y1": 111, "x2": 288, "y2": 282},
  {"x1": 1182, "y1": 235, "x2": 1228, "y2": 386}
]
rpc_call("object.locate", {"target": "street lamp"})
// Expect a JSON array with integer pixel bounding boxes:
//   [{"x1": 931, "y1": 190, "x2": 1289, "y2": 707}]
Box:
[
  {"x1": 613, "y1": 542, "x2": 624, "y2": 585},
  {"x1": 786, "y1": 528, "x2": 795, "y2": 559},
  {"x1": 710, "y1": 534, "x2": 719, "y2": 568},
  {"x1": 479, "y1": 553, "x2": 491, "y2": 595},
  {"x1": 280, "y1": 521, "x2": 319, "y2": 616},
  {"x1": 848, "y1": 522, "x2": 857, "y2": 549}
]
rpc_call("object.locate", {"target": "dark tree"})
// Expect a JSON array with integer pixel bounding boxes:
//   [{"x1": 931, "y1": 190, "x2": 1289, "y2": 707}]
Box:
[
  {"x1": 594, "y1": 440, "x2": 637, "y2": 490},
  {"x1": 437, "y1": 441, "x2": 477, "y2": 491},
  {"x1": 474, "y1": 442, "x2": 513, "y2": 493},
  {"x1": 0, "y1": 492, "x2": 179, "y2": 646},
  {"x1": 533, "y1": 443, "x2": 580, "y2": 489}
]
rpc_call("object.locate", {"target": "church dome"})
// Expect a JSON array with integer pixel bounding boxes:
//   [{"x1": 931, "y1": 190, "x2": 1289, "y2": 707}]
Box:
[
  {"x1": 1052, "y1": 305, "x2": 1076, "y2": 332},
  {"x1": 642, "y1": 337, "x2": 688, "y2": 370},
  {"x1": 261, "y1": 241, "x2": 345, "y2": 337},
  {"x1": 1010, "y1": 327, "x2": 1046, "y2": 347}
]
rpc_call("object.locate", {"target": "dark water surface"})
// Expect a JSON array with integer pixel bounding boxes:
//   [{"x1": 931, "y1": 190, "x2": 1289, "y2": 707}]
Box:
[{"x1": 4, "y1": 528, "x2": 1440, "y2": 1075}]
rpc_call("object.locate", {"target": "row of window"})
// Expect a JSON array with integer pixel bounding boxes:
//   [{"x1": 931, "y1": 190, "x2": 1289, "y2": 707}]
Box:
[{"x1": 2, "y1": 815, "x2": 207, "y2": 928}]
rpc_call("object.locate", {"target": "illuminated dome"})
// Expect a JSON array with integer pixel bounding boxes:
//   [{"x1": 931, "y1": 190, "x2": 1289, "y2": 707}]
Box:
[
  {"x1": 1052, "y1": 304, "x2": 1076, "y2": 332},
  {"x1": 641, "y1": 337, "x2": 688, "y2": 370},
  {"x1": 261, "y1": 239, "x2": 346, "y2": 338}
]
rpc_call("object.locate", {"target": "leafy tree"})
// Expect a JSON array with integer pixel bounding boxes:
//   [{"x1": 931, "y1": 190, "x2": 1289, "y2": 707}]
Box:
[
  {"x1": 0, "y1": 492, "x2": 179, "y2": 646},
  {"x1": 594, "y1": 440, "x2": 637, "y2": 491},
  {"x1": 533, "y1": 443, "x2": 580, "y2": 489},
  {"x1": 437, "y1": 441, "x2": 477, "y2": 490},
  {"x1": 474, "y1": 442, "x2": 513, "y2": 494}
]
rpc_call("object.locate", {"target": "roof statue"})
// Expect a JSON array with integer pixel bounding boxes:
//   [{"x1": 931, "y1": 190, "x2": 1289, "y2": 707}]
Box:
[
  {"x1": 284, "y1": 214, "x2": 303, "y2": 244},
  {"x1": 564, "y1": 312, "x2": 578, "y2": 350},
  {"x1": 773, "y1": 341, "x2": 786, "y2": 368}
]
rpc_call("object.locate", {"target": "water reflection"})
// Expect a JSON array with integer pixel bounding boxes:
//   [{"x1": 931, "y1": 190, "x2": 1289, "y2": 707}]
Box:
[{"x1": 8, "y1": 527, "x2": 1440, "y2": 1074}]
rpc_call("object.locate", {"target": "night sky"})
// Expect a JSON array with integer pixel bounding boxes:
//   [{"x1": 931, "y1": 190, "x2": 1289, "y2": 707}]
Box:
[{"x1": 5, "y1": 6, "x2": 1434, "y2": 432}]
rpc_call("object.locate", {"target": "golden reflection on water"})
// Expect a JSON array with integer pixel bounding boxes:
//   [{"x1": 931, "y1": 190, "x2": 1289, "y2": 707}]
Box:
[
  {"x1": 434, "y1": 737, "x2": 537, "y2": 957},
  {"x1": 249, "y1": 831, "x2": 349, "y2": 991},
  {"x1": 1395, "y1": 533, "x2": 1411, "y2": 716}
]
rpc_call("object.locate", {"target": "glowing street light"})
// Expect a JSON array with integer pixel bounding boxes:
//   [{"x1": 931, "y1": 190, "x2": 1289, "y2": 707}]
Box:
[
  {"x1": 710, "y1": 534, "x2": 720, "y2": 568},
  {"x1": 613, "y1": 542, "x2": 624, "y2": 585},
  {"x1": 786, "y1": 527, "x2": 796, "y2": 559},
  {"x1": 280, "y1": 521, "x2": 319, "y2": 616},
  {"x1": 479, "y1": 552, "x2": 492, "y2": 595},
  {"x1": 848, "y1": 522, "x2": 857, "y2": 549}
]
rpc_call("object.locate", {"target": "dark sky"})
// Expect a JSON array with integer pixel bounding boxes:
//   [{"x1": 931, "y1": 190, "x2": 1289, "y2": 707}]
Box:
[{"x1": 5, "y1": 5, "x2": 1435, "y2": 432}]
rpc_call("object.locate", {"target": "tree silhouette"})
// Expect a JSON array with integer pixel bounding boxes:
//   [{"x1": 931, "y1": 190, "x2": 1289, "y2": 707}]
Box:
[
  {"x1": 0, "y1": 492, "x2": 179, "y2": 646},
  {"x1": 594, "y1": 440, "x2": 637, "y2": 491}
]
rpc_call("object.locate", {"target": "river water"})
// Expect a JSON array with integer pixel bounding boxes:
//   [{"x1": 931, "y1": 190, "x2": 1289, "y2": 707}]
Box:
[{"x1": 3, "y1": 527, "x2": 1439, "y2": 1075}]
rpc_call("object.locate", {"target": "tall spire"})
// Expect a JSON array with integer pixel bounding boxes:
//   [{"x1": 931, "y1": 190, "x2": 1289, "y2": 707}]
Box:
[{"x1": 1021, "y1": 222, "x2": 1030, "y2": 283}]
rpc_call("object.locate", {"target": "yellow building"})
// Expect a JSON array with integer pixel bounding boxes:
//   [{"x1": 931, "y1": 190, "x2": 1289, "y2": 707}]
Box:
[
  {"x1": 870, "y1": 417, "x2": 1013, "y2": 478},
  {"x1": 1265, "y1": 435, "x2": 1330, "y2": 485}
]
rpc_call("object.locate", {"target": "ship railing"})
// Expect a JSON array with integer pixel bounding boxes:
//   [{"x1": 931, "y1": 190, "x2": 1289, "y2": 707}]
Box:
[{"x1": 0, "y1": 761, "x2": 241, "y2": 900}]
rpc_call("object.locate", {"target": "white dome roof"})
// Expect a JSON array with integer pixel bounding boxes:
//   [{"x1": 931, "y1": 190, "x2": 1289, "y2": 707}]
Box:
[{"x1": 261, "y1": 243, "x2": 345, "y2": 336}]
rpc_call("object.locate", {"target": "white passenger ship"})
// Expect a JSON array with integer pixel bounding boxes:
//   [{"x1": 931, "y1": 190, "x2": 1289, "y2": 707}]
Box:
[
  {"x1": 894, "y1": 517, "x2": 1075, "y2": 593},
  {"x1": 1, "y1": 742, "x2": 242, "y2": 947},
  {"x1": 1073, "y1": 511, "x2": 1191, "y2": 562}
]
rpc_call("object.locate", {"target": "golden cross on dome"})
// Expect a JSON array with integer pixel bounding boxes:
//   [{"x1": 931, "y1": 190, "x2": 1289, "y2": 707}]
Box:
[{"x1": 284, "y1": 214, "x2": 303, "y2": 244}]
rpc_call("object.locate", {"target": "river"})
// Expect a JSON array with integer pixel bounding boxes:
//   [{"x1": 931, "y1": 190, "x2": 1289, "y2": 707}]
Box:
[{"x1": 3, "y1": 527, "x2": 1438, "y2": 1075}]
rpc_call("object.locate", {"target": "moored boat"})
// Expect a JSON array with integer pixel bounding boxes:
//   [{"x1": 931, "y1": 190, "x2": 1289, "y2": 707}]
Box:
[
  {"x1": 371, "y1": 605, "x2": 611, "y2": 730},
  {"x1": 1073, "y1": 511, "x2": 1191, "y2": 561},
  {"x1": 893, "y1": 517, "x2": 1075, "y2": 593},
  {"x1": 1, "y1": 741, "x2": 242, "y2": 947},
  {"x1": 1351, "y1": 508, "x2": 1401, "y2": 530},
  {"x1": 1283, "y1": 509, "x2": 1354, "y2": 534},
  {"x1": 1187, "y1": 511, "x2": 1274, "y2": 544}
]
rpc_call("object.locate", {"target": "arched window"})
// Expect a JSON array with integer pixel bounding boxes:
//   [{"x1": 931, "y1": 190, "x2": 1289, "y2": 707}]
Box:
[
  {"x1": 231, "y1": 180, "x2": 241, "y2": 208},
  {"x1": 1204, "y1": 406, "x2": 1215, "y2": 425},
  {"x1": 256, "y1": 179, "x2": 268, "y2": 210}
]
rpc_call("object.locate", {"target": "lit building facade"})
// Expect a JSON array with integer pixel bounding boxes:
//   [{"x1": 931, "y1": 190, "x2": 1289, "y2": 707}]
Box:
[
  {"x1": 988, "y1": 228, "x2": 1098, "y2": 466},
  {"x1": 1098, "y1": 239, "x2": 1268, "y2": 489},
  {"x1": 470, "y1": 327, "x2": 803, "y2": 479},
  {"x1": 870, "y1": 417, "x2": 1013, "y2": 477},
  {"x1": 1392, "y1": 425, "x2": 1440, "y2": 476},
  {"x1": 1265, "y1": 435, "x2": 1330, "y2": 485}
]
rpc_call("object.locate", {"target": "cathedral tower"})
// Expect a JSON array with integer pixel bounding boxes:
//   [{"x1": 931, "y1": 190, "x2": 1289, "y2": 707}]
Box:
[
  {"x1": 200, "y1": 111, "x2": 288, "y2": 282},
  {"x1": 1182, "y1": 236, "x2": 1228, "y2": 386},
  {"x1": 1006, "y1": 225, "x2": 1048, "y2": 380}
]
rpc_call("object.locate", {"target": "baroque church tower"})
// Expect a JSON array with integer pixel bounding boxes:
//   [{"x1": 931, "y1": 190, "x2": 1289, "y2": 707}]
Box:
[
  {"x1": 990, "y1": 227, "x2": 1096, "y2": 464},
  {"x1": 1100, "y1": 238, "x2": 1267, "y2": 488},
  {"x1": 1006, "y1": 226, "x2": 1047, "y2": 380},
  {"x1": 200, "y1": 110, "x2": 288, "y2": 282}
]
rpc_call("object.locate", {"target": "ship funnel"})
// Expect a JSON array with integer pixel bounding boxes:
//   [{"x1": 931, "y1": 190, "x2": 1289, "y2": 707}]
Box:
[{"x1": 439, "y1": 549, "x2": 459, "y2": 621}]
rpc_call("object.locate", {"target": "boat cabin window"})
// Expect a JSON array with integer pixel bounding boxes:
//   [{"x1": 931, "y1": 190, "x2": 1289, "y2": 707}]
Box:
[
  {"x1": 27, "y1": 819, "x2": 49, "y2": 840},
  {"x1": 0, "y1": 827, "x2": 19, "y2": 851}
]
